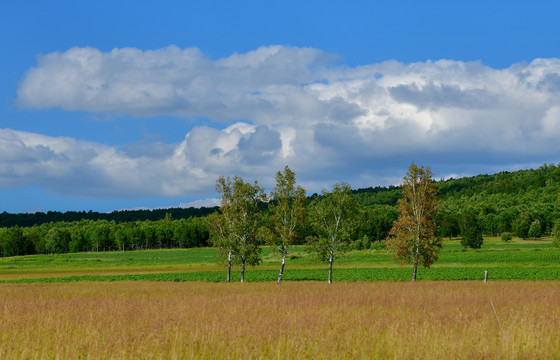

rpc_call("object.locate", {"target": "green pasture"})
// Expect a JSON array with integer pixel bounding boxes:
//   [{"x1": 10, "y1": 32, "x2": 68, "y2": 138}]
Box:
[{"x1": 0, "y1": 237, "x2": 559, "y2": 283}]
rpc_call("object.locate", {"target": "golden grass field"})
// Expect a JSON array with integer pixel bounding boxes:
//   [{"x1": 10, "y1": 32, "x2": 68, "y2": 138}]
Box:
[{"x1": 1, "y1": 281, "x2": 559, "y2": 359}]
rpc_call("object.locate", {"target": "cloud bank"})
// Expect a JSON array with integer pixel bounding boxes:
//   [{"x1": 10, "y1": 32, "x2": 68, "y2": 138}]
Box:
[{"x1": 10, "y1": 46, "x2": 560, "y2": 198}]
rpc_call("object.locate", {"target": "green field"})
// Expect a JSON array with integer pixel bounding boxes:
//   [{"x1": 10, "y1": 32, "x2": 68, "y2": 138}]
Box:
[{"x1": 1, "y1": 237, "x2": 559, "y2": 283}]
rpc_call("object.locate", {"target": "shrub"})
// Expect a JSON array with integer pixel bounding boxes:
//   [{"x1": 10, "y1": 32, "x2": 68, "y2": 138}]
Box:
[
  {"x1": 527, "y1": 220, "x2": 542, "y2": 239},
  {"x1": 370, "y1": 240, "x2": 386, "y2": 250},
  {"x1": 552, "y1": 219, "x2": 560, "y2": 248},
  {"x1": 501, "y1": 232, "x2": 513, "y2": 242}
]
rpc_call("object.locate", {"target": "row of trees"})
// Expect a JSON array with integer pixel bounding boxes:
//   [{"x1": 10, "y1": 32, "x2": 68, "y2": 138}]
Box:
[
  {"x1": 5, "y1": 164, "x2": 560, "y2": 251},
  {"x1": 0, "y1": 187, "x2": 399, "y2": 260},
  {"x1": 0, "y1": 217, "x2": 209, "y2": 257},
  {"x1": 3, "y1": 163, "x2": 560, "y2": 282},
  {"x1": 0, "y1": 207, "x2": 217, "y2": 228},
  {"x1": 208, "y1": 164, "x2": 440, "y2": 283},
  {"x1": 437, "y1": 203, "x2": 558, "y2": 240}
]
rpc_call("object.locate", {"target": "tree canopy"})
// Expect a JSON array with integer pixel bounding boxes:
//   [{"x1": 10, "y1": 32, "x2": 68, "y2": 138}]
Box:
[{"x1": 387, "y1": 163, "x2": 441, "y2": 281}]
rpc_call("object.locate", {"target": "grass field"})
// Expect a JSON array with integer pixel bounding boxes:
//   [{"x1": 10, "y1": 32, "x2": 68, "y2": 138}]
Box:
[
  {"x1": 0, "y1": 281, "x2": 559, "y2": 359},
  {"x1": 1, "y1": 238, "x2": 559, "y2": 359},
  {"x1": 0, "y1": 237, "x2": 559, "y2": 282}
]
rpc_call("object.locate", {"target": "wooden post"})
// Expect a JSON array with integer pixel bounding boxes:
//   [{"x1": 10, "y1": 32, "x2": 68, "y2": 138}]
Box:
[{"x1": 484, "y1": 270, "x2": 488, "y2": 283}]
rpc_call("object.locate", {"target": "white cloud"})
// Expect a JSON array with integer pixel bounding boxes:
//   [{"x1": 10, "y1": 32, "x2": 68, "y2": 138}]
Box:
[
  {"x1": 179, "y1": 198, "x2": 221, "y2": 209},
  {"x1": 11, "y1": 46, "x2": 560, "y2": 198}
]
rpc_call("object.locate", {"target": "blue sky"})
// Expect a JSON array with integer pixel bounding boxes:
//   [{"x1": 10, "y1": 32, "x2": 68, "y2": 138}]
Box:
[{"x1": 1, "y1": 1, "x2": 560, "y2": 213}]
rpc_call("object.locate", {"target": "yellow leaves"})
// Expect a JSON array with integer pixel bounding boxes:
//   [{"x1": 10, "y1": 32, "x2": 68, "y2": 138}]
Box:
[{"x1": 387, "y1": 163, "x2": 441, "y2": 273}]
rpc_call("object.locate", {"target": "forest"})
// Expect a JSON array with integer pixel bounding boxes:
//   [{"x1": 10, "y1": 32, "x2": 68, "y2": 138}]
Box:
[{"x1": 1, "y1": 163, "x2": 560, "y2": 258}]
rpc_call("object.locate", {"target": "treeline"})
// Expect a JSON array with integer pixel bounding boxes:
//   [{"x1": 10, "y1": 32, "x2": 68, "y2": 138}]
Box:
[
  {"x1": 436, "y1": 164, "x2": 560, "y2": 239},
  {"x1": 0, "y1": 206, "x2": 218, "y2": 228},
  {"x1": 0, "y1": 206, "x2": 397, "y2": 258},
  {"x1": 2, "y1": 163, "x2": 560, "y2": 258},
  {"x1": 0, "y1": 217, "x2": 209, "y2": 257},
  {"x1": 353, "y1": 163, "x2": 560, "y2": 239}
]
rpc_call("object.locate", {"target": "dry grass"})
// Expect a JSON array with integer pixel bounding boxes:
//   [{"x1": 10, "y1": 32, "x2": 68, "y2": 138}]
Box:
[{"x1": 0, "y1": 281, "x2": 559, "y2": 359}]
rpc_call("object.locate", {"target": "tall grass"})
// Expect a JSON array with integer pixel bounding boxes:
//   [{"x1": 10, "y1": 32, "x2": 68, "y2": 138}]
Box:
[{"x1": 1, "y1": 281, "x2": 559, "y2": 359}]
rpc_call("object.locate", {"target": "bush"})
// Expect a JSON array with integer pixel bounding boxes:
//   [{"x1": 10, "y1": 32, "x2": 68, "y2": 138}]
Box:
[
  {"x1": 501, "y1": 232, "x2": 513, "y2": 242},
  {"x1": 370, "y1": 240, "x2": 386, "y2": 250},
  {"x1": 355, "y1": 235, "x2": 372, "y2": 250},
  {"x1": 513, "y1": 213, "x2": 532, "y2": 239},
  {"x1": 528, "y1": 220, "x2": 542, "y2": 239},
  {"x1": 552, "y1": 220, "x2": 560, "y2": 248}
]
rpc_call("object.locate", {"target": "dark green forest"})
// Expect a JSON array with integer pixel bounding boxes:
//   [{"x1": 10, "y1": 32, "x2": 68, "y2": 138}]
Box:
[
  {"x1": 0, "y1": 206, "x2": 217, "y2": 228},
  {"x1": 2, "y1": 163, "x2": 560, "y2": 257}
]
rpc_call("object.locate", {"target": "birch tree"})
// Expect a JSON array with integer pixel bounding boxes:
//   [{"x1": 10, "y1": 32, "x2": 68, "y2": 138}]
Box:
[
  {"x1": 267, "y1": 166, "x2": 306, "y2": 285},
  {"x1": 230, "y1": 176, "x2": 267, "y2": 283},
  {"x1": 209, "y1": 175, "x2": 267, "y2": 283},
  {"x1": 387, "y1": 163, "x2": 441, "y2": 281},
  {"x1": 208, "y1": 176, "x2": 236, "y2": 282},
  {"x1": 308, "y1": 182, "x2": 356, "y2": 283}
]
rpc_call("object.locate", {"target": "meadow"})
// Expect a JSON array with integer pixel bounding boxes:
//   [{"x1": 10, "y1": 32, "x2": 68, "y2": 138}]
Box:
[
  {"x1": 0, "y1": 237, "x2": 559, "y2": 283},
  {"x1": 1, "y1": 237, "x2": 559, "y2": 359},
  {"x1": 0, "y1": 281, "x2": 559, "y2": 359}
]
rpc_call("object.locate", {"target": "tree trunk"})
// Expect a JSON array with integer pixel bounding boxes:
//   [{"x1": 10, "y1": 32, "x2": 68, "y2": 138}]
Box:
[
  {"x1": 412, "y1": 239, "x2": 419, "y2": 281},
  {"x1": 277, "y1": 247, "x2": 286, "y2": 286},
  {"x1": 328, "y1": 253, "x2": 333, "y2": 284},
  {"x1": 241, "y1": 260, "x2": 245, "y2": 283},
  {"x1": 227, "y1": 250, "x2": 232, "y2": 283}
]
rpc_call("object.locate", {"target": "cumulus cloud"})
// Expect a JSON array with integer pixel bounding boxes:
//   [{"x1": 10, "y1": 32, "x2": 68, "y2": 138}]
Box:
[
  {"x1": 17, "y1": 45, "x2": 331, "y2": 121},
  {"x1": 0, "y1": 123, "x2": 287, "y2": 199},
  {"x1": 11, "y1": 46, "x2": 560, "y2": 198}
]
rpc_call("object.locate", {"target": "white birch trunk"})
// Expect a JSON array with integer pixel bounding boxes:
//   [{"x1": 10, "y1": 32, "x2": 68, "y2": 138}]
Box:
[
  {"x1": 241, "y1": 260, "x2": 245, "y2": 283},
  {"x1": 328, "y1": 252, "x2": 333, "y2": 284},
  {"x1": 227, "y1": 250, "x2": 232, "y2": 283},
  {"x1": 278, "y1": 247, "x2": 286, "y2": 285}
]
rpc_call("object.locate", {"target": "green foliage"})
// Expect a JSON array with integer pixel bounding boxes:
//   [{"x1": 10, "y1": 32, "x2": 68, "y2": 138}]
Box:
[
  {"x1": 513, "y1": 213, "x2": 533, "y2": 239},
  {"x1": 552, "y1": 219, "x2": 560, "y2": 248},
  {"x1": 3, "y1": 162, "x2": 560, "y2": 265},
  {"x1": 0, "y1": 207, "x2": 217, "y2": 228},
  {"x1": 438, "y1": 164, "x2": 560, "y2": 237},
  {"x1": 266, "y1": 166, "x2": 306, "y2": 250},
  {"x1": 528, "y1": 220, "x2": 542, "y2": 239},
  {"x1": 437, "y1": 212, "x2": 460, "y2": 238},
  {"x1": 460, "y1": 211, "x2": 483, "y2": 249},
  {"x1": 387, "y1": 163, "x2": 441, "y2": 281},
  {"x1": 0, "y1": 217, "x2": 210, "y2": 258},
  {"x1": 352, "y1": 186, "x2": 402, "y2": 207},
  {"x1": 355, "y1": 206, "x2": 398, "y2": 242},
  {"x1": 208, "y1": 175, "x2": 267, "y2": 282},
  {"x1": 500, "y1": 232, "x2": 513, "y2": 242},
  {"x1": 370, "y1": 240, "x2": 387, "y2": 251},
  {"x1": 307, "y1": 182, "x2": 357, "y2": 282},
  {"x1": 0, "y1": 227, "x2": 34, "y2": 257},
  {"x1": 45, "y1": 228, "x2": 71, "y2": 254},
  {"x1": 355, "y1": 235, "x2": 372, "y2": 250},
  {"x1": 266, "y1": 166, "x2": 307, "y2": 284}
]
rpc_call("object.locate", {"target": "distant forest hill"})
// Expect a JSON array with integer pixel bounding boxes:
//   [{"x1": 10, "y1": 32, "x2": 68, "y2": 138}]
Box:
[
  {"x1": 0, "y1": 207, "x2": 218, "y2": 228},
  {"x1": 353, "y1": 163, "x2": 560, "y2": 207},
  {"x1": 353, "y1": 163, "x2": 560, "y2": 238},
  {"x1": 2, "y1": 163, "x2": 560, "y2": 237}
]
